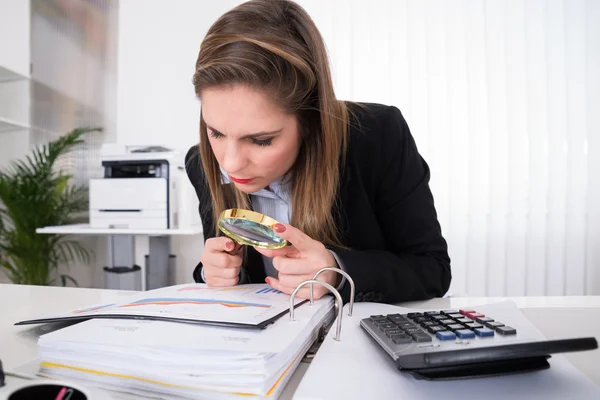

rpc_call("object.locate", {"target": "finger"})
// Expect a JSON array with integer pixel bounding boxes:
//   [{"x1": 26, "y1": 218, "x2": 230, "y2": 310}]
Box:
[
  {"x1": 202, "y1": 252, "x2": 242, "y2": 269},
  {"x1": 272, "y1": 224, "x2": 315, "y2": 252},
  {"x1": 254, "y1": 245, "x2": 297, "y2": 259},
  {"x1": 277, "y1": 273, "x2": 314, "y2": 290},
  {"x1": 273, "y1": 257, "x2": 312, "y2": 275},
  {"x1": 265, "y1": 277, "x2": 329, "y2": 300},
  {"x1": 206, "y1": 275, "x2": 239, "y2": 287},
  {"x1": 207, "y1": 236, "x2": 239, "y2": 253},
  {"x1": 205, "y1": 265, "x2": 240, "y2": 280}
]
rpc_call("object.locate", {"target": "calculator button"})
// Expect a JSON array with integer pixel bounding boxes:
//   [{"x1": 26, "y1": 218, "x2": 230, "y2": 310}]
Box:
[
  {"x1": 447, "y1": 324, "x2": 465, "y2": 331},
  {"x1": 404, "y1": 328, "x2": 423, "y2": 334},
  {"x1": 456, "y1": 329, "x2": 476, "y2": 339},
  {"x1": 427, "y1": 325, "x2": 446, "y2": 334},
  {"x1": 459, "y1": 309, "x2": 476, "y2": 316},
  {"x1": 496, "y1": 326, "x2": 517, "y2": 335},
  {"x1": 447, "y1": 313, "x2": 463, "y2": 319},
  {"x1": 466, "y1": 312, "x2": 485, "y2": 320},
  {"x1": 379, "y1": 323, "x2": 396, "y2": 331},
  {"x1": 456, "y1": 317, "x2": 472, "y2": 324},
  {"x1": 485, "y1": 321, "x2": 505, "y2": 329},
  {"x1": 431, "y1": 315, "x2": 448, "y2": 321},
  {"x1": 420, "y1": 321, "x2": 437, "y2": 328},
  {"x1": 391, "y1": 334, "x2": 412, "y2": 344},
  {"x1": 440, "y1": 319, "x2": 456, "y2": 325},
  {"x1": 412, "y1": 334, "x2": 433, "y2": 343},
  {"x1": 385, "y1": 329, "x2": 403, "y2": 337},
  {"x1": 424, "y1": 311, "x2": 442, "y2": 317},
  {"x1": 474, "y1": 327, "x2": 495, "y2": 337},
  {"x1": 370, "y1": 315, "x2": 387, "y2": 321},
  {"x1": 387, "y1": 314, "x2": 407, "y2": 323},
  {"x1": 465, "y1": 322, "x2": 483, "y2": 329},
  {"x1": 396, "y1": 323, "x2": 415, "y2": 330},
  {"x1": 414, "y1": 317, "x2": 429, "y2": 324},
  {"x1": 476, "y1": 317, "x2": 494, "y2": 324},
  {"x1": 407, "y1": 313, "x2": 423, "y2": 319},
  {"x1": 441, "y1": 310, "x2": 459, "y2": 315},
  {"x1": 436, "y1": 331, "x2": 457, "y2": 340}
]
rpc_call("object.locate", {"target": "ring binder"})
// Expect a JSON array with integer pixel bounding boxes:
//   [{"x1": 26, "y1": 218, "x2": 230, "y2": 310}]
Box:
[
  {"x1": 289, "y1": 280, "x2": 344, "y2": 341},
  {"x1": 311, "y1": 267, "x2": 355, "y2": 316}
]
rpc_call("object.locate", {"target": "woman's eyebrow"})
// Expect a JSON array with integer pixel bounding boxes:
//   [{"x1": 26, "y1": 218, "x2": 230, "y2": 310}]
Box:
[{"x1": 206, "y1": 125, "x2": 282, "y2": 139}]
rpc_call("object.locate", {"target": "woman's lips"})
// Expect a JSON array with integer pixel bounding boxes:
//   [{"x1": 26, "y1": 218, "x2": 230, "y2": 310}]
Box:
[{"x1": 230, "y1": 176, "x2": 254, "y2": 184}]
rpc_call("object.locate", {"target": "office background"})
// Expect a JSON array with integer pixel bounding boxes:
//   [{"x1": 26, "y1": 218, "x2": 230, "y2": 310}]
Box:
[{"x1": 0, "y1": 0, "x2": 598, "y2": 298}]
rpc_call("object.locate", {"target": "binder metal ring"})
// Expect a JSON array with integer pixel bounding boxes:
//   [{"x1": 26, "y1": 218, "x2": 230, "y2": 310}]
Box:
[
  {"x1": 311, "y1": 267, "x2": 355, "y2": 316},
  {"x1": 289, "y1": 280, "x2": 344, "y2": 341}
]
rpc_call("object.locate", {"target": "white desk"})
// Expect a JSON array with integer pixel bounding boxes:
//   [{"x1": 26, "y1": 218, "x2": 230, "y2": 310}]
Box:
[{"x1": 1, "y1": 284, "x2": 599, "y2": 399}]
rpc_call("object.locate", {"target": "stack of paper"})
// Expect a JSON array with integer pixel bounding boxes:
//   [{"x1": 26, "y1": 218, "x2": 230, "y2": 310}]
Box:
[{"x1": 34, "y1": 284, "x2": 334, "y2": 399}]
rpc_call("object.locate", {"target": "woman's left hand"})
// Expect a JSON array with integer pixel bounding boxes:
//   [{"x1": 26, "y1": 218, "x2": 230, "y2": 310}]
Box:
[{"x1": 254, "y1": 223, "x2": 341, "y2": 299}]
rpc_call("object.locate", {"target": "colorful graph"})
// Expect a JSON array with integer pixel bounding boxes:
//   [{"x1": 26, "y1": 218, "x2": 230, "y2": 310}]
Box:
[
  {"x1": 256, "y1": 288, "x2": 282, "y2": 294},
  {"x1": 118, "y1": 298, "x2": 271, "y2": 309},
  {"x1": 71, "y1": 304, "x2": 116, "y2": 314},
  {"x1": 176, "y1": 286, "x2": 250, "y2": 292}
]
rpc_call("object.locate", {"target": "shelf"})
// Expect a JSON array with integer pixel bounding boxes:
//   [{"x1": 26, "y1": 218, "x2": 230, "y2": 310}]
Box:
[
  {"x1": 0, "y1": 65, "x2": 29, "y2": 83},
  {"x1": 0, "y1": 116, "x2": 30, "y2": 132},
  {"x1": 36, "y1": 224, "x2": 204, "y2": 236}
]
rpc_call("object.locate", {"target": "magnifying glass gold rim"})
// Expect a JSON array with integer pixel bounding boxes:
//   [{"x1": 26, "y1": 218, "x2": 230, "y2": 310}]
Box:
[{"x1": 218, "y1": 208, "x2": 288, "y2": 249}]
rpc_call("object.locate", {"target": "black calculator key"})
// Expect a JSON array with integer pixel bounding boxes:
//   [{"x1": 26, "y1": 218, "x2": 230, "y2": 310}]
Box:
[
  {"x1": 427, "y1": 325, "x2": 446, "y2": 334},
  {"x1": 441, "y1": 310, "x2": 459, "y2": 315},
  {"x1": 424, "y1": 311, "x2": 442, "y2": 316},
  {"x1": 379, "y1": 323, "x2": 397, "y2": 331},
  {"x1": 404, "y1": 328, "x2": 423, "y2": 334},
  {"x1": 412, "y1": 334, "x2": 433, "y2": 343},
  {"x1": 456, "y1": 317, "x2": 472, "y2": 324},
  {"x1": 420, "y1": 321, "x2": 437, "y2": 328},
  {"x1": 414, "y1": 317, "x2": 430, "y2": 324},
  {"x1": 431, "y1": 315, "x2": 447, "y2": 321},
  {"x1": 370, "y1": 315, "x2": 387, "y2": 321},
  {"x1": 496, "y1": 326, "x2": 517, "y2": 335},
  {"x1": 391, "y1": 334, "x2": 412, "y2": 344},
  {"x1": 447, "y1": 324, "x2": 465, "y2": 331},
  {"x1": 385, "y1": 329, "x2": 403, "y2": 337},
  {"x1": 397, "y1": 322, "x2": 415, "y2": 330},
  {"x1": 440, "y1": 319, "x2": 456, "y2": 325},
  {"x1": 407, "y1": 313, "x2": 423, "y2": 319},
  {"x1": 465, "y1": 322, "x2": 483, "y2": 329},
  {"x1": 485, "y1": 321, "x2": 505, "y2": 329},
  {"x1": 447, "y1": 313, "x2": 463, "y2": 319},
  {"x1": 476, "y1": 317, "x2": 494, "y2": 324}
]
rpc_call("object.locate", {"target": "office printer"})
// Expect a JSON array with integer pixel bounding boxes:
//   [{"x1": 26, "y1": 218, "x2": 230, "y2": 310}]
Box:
[{"x1": 90, "y1": 144, "x2": 187, "y2": 230}]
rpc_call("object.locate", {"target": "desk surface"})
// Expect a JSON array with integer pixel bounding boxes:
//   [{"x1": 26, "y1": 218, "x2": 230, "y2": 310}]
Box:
[{"x1": 1, "y1": 284, "x2": 599, "y2": 399}]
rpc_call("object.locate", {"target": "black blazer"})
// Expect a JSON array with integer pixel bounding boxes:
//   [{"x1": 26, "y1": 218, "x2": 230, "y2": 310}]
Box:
[{"x1": 185, "y1": 102, "x2": 451, "y2": 304}]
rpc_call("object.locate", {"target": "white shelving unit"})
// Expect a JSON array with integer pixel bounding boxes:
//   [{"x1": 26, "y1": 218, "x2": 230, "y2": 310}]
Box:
[
  {"x1": 37, "y1": 224, "x2": 204, "y2": 291},
  {"x1": 36, "y1": 224, "x2": 203, "y2": 237},
  {"x1": 0, "y1": 116, "x2": 30, "y2": 132}
]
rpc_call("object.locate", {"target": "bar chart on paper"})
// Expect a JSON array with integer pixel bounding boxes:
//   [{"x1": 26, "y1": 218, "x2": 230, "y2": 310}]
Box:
[{"x1": 15, "y1": 284, "x2": 305, "y2": 329}]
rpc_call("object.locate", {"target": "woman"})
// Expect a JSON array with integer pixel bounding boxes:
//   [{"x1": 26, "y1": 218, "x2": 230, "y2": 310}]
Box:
[{"x1": 185, "y1": 0, "x2": 451, "y2": 303}]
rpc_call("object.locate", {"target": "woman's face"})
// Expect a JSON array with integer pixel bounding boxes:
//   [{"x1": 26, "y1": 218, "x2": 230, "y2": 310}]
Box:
[{"x1": 201, "y1": 85, "x2": 301, "y2": 193}]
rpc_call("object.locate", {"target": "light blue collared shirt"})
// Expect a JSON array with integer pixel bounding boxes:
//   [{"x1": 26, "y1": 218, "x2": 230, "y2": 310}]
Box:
[{"x1": 202, "y1": 169, "x2": 346, "y2": 290}]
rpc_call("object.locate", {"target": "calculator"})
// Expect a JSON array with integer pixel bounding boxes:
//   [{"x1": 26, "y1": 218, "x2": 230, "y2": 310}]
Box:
[{"x1": 360, "y1": 308, "x2": 598, "y2": 380}]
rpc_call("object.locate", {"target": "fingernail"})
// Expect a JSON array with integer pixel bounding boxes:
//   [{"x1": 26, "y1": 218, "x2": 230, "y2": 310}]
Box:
[
  {"x1": 273, "y1": 224, "x2": 286, "y2": 233},
  {"x1": 265, "y1": 277, "x2": 272, "y2": 285},
  {"x1": 226, "y1": 241, "x2": 234, "y2": 250}
]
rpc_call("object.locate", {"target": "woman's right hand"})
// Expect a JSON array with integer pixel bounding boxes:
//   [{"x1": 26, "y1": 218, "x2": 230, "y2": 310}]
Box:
[{"x1": 200, "y1": 237, "x2": 243, "y2": 286}]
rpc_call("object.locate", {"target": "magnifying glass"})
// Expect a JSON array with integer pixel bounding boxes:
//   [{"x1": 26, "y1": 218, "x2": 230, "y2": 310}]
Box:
[{"x1": 218, "y1": 209, "x2": 287, "y2": 249}]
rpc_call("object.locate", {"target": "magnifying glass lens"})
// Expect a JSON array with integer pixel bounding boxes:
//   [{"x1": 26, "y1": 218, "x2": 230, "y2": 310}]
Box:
[{"x1": 218, "y1": 209, "x2": 287, "y2": 249}]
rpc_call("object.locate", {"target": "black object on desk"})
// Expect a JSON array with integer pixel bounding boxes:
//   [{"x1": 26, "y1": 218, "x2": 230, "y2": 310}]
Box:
[
  {"x1": 360, "y1": 307, "x2": 598, "y2": 380},
  {"x1": 0, "y1": 358, "x2": 5, "y2": 387}
]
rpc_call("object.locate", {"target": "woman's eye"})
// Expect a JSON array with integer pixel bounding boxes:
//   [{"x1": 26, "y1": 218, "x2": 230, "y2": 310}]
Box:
[
  {"x1": 252, "y1": 138, "x2": 273, "y2": 147},
  {"x1": 209, "y1": 130, "x2": 224, "y2": 139}
]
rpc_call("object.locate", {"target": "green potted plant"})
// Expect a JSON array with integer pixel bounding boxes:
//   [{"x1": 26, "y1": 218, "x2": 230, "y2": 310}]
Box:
[{"x1": 0, "y1": 127, "x2": 102, "y2": 286}]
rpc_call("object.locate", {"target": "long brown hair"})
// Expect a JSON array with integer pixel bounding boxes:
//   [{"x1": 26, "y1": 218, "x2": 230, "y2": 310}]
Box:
[{"x1": 192, "y1": 0, "x2": 349, "y2": 247}]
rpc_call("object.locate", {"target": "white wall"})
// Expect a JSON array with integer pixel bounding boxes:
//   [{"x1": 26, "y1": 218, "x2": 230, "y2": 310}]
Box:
[
  {"x1": 117, "y1": 0, "x2": 241, "y2": 284},
  {"x1": 116, "y1": 0, "x2": 600, "y2": 296}
]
